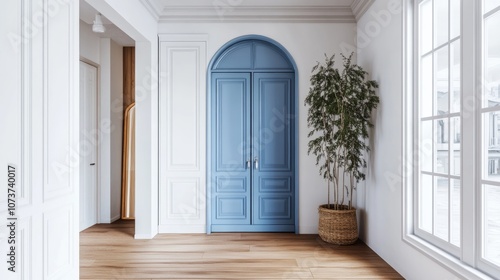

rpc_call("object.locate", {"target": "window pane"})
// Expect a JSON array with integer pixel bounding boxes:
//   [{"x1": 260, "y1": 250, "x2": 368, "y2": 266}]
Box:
[
  {"x1": 451, "y1": 117, "x2": 461, "y2": 176},
  {"x1": 416, "y1": 0, "x2": 463, "y2": 255},
  {"x1": 450, "y1": 179, "x2": 461, "y2": 246},
  {"x1": 484, "y1": 11, "x2": 500, "y2": 109},
  {"x1": 483, "y1": 111, "x2": 500, "y2": 181},
  {"x1": 435, "y1": 119, "x2": 449, "y2": 174},
  {"x1": 484, "y1": 0, "x2": 500, "y2": 14},
  {"x1": 434, "y1": 0, "x2": 449, "y2": 47},
  {"x1": 435, "y1": 46, "x2": 449, "y2": 115},
  {"x1": 420, "y1": 174, "x2": 433, "y2": 233},
  {"x1": 484, "y1": 184, "x2": 500, "y2": 266},
  {"x1": 420, "y1": 0, "x2": 433, "y2": 54},
  {"x1": 450, "y1": 0, "x2": 461, "y2": 39},
  {"x1": 450, "y1": 40, "x2": 461, "y2": 113},
  {"x1": 421, "y1": 120, "x2": 433, "y2": 172},
  {"x1": 421, "y1": 54, "x2": 433, "y2": 118},
  {"x1": 435, "y1": 176, "x2": 449, "y2": 241}
]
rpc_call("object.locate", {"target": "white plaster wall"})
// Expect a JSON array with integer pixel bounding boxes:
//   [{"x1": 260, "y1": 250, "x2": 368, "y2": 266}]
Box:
[
  {"x1": 136, "y1": 40, "x2": 160, "y2": 238},
  {"x1": 80, "y1": 20, "x2": 100, "y2": 64},
  {"x1": 79, "y1": 20, "x2": 124, "y2": 223},
  {"x1": 99, "y1": 38, "x2": 113, "y2": 223},
  {"x1": 85, "y1": 0, "x2": 159, "y2": 238},
  {"x1": 98, "y1": 37, "x2": 124, "y2": 223},
  {"x1": 110, "y1": 39, "x2": 123, "y2": 221},
  {"x1": 356, "y1": 0, "x2": 458, "y2": 279},
  {"x1": 158, "y1": 22, "x2": 356, "y2": 233}
]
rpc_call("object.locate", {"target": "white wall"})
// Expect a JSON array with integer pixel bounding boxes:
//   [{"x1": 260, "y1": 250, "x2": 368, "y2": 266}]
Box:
[
  {"x1": 356, "y1": 1, "x2": 458, "y2": 279},
  {"x1": 99, "y1": 38, "x2": 112, "y2": 223},
  {"x1": 158, "y1": 22, "x2": 356, "y2": 233},
  {"x1": 85, "y1": 0, "x2": 159, "y2": 238},
  {"x1": 110, "y1": 39, "x2": 123, "y2": 221},
  {"x1": 99, "y1": 37, "x2": 123, "y2": 223},
  {"x1": 79, "y1": 21, "x2": 123, "y2": 224},
  {"x1": 80, "y1": 20, "x2": 100, "y2": 64}
]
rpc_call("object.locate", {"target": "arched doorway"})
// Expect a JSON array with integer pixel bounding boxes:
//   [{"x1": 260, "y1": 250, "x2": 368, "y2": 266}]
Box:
[{"x1": 207, "y1": 35, "x2": 298, "y2": 232}]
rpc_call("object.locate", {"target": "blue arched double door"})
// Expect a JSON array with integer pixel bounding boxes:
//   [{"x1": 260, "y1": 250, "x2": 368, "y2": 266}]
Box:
[{"x1": 209, "y1": 37, "x2": 296, "y2": 232}]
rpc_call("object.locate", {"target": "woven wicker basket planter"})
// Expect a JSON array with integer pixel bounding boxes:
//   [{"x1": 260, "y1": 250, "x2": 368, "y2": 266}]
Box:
[{"x1": 318, "y1": 204, "x2": 358, "y2": 245}]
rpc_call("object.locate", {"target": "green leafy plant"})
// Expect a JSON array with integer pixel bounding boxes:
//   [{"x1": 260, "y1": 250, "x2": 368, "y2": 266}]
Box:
[{"x1": 305, "y1": 53, "x2": 379, "y2": 210}]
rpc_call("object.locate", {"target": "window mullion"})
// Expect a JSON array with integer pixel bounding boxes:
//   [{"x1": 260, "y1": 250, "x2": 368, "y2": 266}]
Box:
[
  {"x1": 460, "y1": 0, "x2": 478, "y2": 267},
  {"x1": 447, "y1": 0, "x2": 452, "y2": 244}
]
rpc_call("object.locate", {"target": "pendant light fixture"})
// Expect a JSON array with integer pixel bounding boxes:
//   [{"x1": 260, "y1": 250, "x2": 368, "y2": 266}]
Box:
[{"x1": 92, "y1": 13, "x2": 106, "y2": 33}]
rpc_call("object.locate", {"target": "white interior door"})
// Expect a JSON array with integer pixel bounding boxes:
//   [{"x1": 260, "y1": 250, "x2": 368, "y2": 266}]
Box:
[{"x1": 80, "y1": 61, "x2": 98, "y2": 231}]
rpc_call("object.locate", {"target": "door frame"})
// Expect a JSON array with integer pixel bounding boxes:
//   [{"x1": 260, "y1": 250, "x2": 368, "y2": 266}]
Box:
[
  {"x1": 206, "y1": 35, "x2": 299, "y2": 233},
  {"x1": 79, "y1": 58, "x2": 101, "y2": 230}
]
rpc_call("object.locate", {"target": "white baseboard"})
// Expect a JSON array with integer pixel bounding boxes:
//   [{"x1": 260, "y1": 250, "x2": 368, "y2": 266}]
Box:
[
  {"x1": 134, "y1": 233, "x2": 156, "y2": 239},
  {"x1": 299, "y1": 225, "x2": 318, "y2": 234}
]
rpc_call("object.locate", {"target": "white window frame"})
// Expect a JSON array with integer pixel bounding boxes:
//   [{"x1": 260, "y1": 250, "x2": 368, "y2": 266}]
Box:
[
  {"x1": 403, "y1": 0, "x2": 500, "y2": 279},
  {"x1": 478, "y1": 2, "x2": 500, "y2": 276}
]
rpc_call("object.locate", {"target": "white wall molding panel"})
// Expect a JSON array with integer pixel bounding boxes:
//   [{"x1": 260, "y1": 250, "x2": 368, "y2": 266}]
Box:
[
  {"x1": 1, "y1": 0, "x2": 79, "y2": 279},
  {"x1": 159, "y1": 35, "x2": 208, "y2": 233}
]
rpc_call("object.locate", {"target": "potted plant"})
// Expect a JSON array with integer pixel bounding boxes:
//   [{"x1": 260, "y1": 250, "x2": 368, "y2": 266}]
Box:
[{"x1": 305, "y1": 53, "x2": 379, "y2": 245}]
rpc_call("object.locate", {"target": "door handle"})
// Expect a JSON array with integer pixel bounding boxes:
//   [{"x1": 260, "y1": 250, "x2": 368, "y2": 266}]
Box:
[
  {"x1": 90, "y1": 163, "x2": 95, "y2": 166},
  {"x1": 246, "y1": 160, "x2": 251, "y2": 169},
  {"x1": 254, "y1": 158, "x2": 259, "y2": 169}
]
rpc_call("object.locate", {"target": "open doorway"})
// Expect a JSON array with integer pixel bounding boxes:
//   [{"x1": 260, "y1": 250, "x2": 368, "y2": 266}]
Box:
[{"x1": 79, "y1": 0, "x2": 136, "y2": 234}]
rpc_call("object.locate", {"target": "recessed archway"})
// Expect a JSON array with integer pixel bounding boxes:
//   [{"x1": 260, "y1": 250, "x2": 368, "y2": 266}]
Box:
[{"x1": 207, "y1": 35, "x2": 299, "y2": 233}]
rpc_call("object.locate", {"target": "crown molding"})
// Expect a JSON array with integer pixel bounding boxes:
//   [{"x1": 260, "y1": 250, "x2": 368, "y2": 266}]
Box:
[
  {"x1": 139, "y1": 0, "x2": 162, "y2": 21},
  {"x1": 140, "y1": 0, "x2": 373, "y2": 23},
  {"x1": 351, "y1": 0, "x2": 375, "y2": 21},
  {"x1": 158, "y1": 6, "x2": 356, "y2": 23}
]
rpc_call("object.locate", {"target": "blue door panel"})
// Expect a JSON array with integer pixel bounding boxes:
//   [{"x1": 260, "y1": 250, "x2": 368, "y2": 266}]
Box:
[
  {"x1": 259, "y1": 177, "x2": 291, "y2": 193},
  {"x1": 211, "y1": 73, "x2": 251, "y2": 227},
  {"x1": 212, "y1": 40, "x2": 294, "y2": 71},
  {"x1": 254, "y1": 75, "x2": 292, "y2": 172},
  {"x1": 252, "y1": 73, "x2": 294, "y2": 226},
  {"x1": 258, "y1": 196, "x2": 292, "y2": 223},
  {"x1": 216, "y1": 79, "x2": 249, "y2": 171},
  {"x1": 253, "y1": 43, "x2": 293, "y2": 70},
  {"x1": 216, "y1": 196, "x2": 249, "y2": 223},
  {"x1": 212, "y1": 42, "x2": 253, "y2": 70},
  {"x1": 216, "y1": 177, "x2": 247, "y2": 193}
]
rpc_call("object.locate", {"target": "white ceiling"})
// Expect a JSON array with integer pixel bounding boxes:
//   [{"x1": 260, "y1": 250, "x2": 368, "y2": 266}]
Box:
[
  {"x1": 80, "y1": 0, "x2": 135, "y2": 46},
  {"x1": 79, "y1": 0, "x2": 373, "y2": 44}
]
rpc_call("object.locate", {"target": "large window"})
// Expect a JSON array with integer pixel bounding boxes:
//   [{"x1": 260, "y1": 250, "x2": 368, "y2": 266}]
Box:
[
  {"x1": 416, "y1": 0, "x2": 461, "y2": 254},
  {"x1": 413, "y1": 0, "x2": 500, "y2": 278}
]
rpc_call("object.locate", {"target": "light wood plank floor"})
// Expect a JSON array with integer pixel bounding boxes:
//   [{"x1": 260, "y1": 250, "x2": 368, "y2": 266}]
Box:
[{"x1": 80, "y1": 220, "x2": 404, "y2": 279}]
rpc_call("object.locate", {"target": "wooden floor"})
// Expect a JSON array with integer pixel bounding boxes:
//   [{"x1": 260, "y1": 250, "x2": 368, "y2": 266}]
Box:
[{"x1": 80, "y1": 220, "x2": 404, "y2": 279}]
